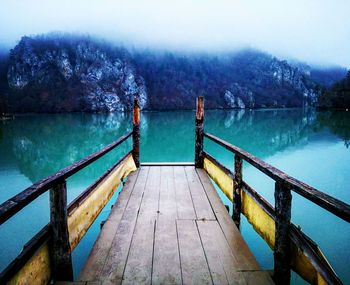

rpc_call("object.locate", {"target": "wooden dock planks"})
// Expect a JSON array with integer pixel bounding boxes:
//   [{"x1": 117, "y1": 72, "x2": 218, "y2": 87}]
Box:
[{"x1": 79, "y1": 166, "x2": 274, "y2": 285}]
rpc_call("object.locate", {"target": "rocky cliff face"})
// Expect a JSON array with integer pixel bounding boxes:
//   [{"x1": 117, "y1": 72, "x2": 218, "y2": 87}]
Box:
[
  {"x1": 6, "y1": 36, "x2": 148, "y2": 112},
  {"x1": 134, "y1": 49, "x2": 322, "y2": 110},
  {"x1": 0, "y1": 35, "x2": 332, "y2": 112},
  {"x1": 220, "y1": 54, "x2": 319, "y2": 109}
]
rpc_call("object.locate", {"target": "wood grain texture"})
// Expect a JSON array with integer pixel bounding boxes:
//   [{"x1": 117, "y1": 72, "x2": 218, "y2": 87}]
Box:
[
  {"x1": 185, "y1": 166, "x2": 215, "y2": 220},
  {"x1": 100, "y1": 167, "x2": 149, "y2": 285},
  {"x1": 197, "y1": 220, "x2": 247, "y2": 285},
  {"x1": 79, "y1": 170, "x2": 140, "y2": 281},
  {"x1": 68, "y1": 154, "x2": 136, "y2": 250},
  {"x1": 152, "y1": 218, "x2": 182, "y2": 285},
  {"x1": 195, "y1": 96, "x2": 204, "y2": 168},
  {"x1": 173, "y1": 166, "x2": 196, "y2": 220},
  {"x1": 196, "y1": 169, "x2": 261, "y2": 271},
  {"x1": 176, "y1": 219, "x2": 212, "y2": 285},
  {"x1": 158, "y1": 167, "x2": 177, "y2": 220},
  {"x1": 79, "y1": 166, "x2": 274, "y2": 285},
  {"x1": 203, "y1": 155, "x2": 234, "y2": 202},
  {"x1": 7, "y1": 243, "x2": 51, "y2": 285},
  {"x1": 50, "y1": 180, "x2": 73, "y2": 281}
]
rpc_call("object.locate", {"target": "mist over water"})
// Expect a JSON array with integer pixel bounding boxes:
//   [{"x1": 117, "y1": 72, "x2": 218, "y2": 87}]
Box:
[{"x1": 0, "y1": 0, "x2": 349, "y2": 67}]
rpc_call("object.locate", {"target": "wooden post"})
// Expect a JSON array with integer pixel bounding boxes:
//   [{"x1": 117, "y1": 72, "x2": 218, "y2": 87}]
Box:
[
  {"x1": 273, "y1": 181, "x2": 292, "y2": 285},
  {"x1": 195, "y1": 96, "x2": 204, "y2": 168},
  {"x1": 132, "y1": 97, "x2": 140, "y2": 168},
  {"x1": 50, "y1": 180, "x2": 73, "y2": 281},
  {"x1": 233, "y1": 154, "x2": 242, "y2": 228}
]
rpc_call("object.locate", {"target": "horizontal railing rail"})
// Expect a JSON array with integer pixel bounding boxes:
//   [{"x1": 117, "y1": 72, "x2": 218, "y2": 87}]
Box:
[
  {"x1": 202, "y1": 151, "x2": 342, "y2": 284},
  {"x1": 0, "y1": 98, "x2": 141, "y2": 284},
  {"x1": 204, "y1": 131, "x2": 350, "y2": 223},
  {"x1": 0, "y1": 150, "x2": 134, "y2": 284},
  {"x1": 193, "y1": 96, "x2": 348, "y2": 284},
  {"x1": 0, "y1": 131, "x2": 132, "y2": 225}
]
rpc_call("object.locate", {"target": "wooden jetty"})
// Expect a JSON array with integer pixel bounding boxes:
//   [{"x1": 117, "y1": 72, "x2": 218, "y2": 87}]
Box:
[{"x1": 0, "y1": 97, "x2": 349, "y2": 285}]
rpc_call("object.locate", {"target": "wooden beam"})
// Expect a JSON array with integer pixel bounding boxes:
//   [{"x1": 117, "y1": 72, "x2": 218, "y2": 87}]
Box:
[
  {"x1": 68, "y1": 151, "x2": 132, "y2": 213},
  {"x1": 141, "y1": 162, "x2": 194, "y2": 166},
  {"x1": 233, "y1": 154, "x2": 242, "y2": 228},
  {"x1": 67, "y1": 153, "x2": 137, "y2": 250},
  {"x1": 0, "y1": 132, "x2": 132, "y2": 225},
  {"x1": 202, "y1": 152, "x2": 234, "y2": 201},
  {"x1": 132, "y1": 97, "x2": 140, "y2": 168},
  {"x1": 1, "y1": 153, "x2": 136, "y2": 284},
  {"x1": 201, "y1": 156, "x2": 339, "y2": 284},
  {"x1": 50, "y1": 180, "x2": 73, "y2": 281},
  {"x1": 204, "y1": 131, "x2": 350, "y2": 223},
  {"x1": 273, "y1": 181, "x2": 292, "y2": 285},
  {"x1": 195, "y1": 96, "x2": 204, "y2": 168}
]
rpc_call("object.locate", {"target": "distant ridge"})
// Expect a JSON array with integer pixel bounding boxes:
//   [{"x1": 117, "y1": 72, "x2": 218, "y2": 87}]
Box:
[{"x1": 0, "y1": 34, "x2": 347, "y2": 113}]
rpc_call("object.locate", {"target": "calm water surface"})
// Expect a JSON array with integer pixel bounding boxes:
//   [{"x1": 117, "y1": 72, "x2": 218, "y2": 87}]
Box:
[{"x1": 0, "y1": 109, "x2": 349, "y2": 284}]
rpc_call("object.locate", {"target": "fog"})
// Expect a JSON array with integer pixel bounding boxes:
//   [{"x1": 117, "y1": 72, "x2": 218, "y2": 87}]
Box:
[{"x1": 0, "y1": 0, "x2": 349, "y2": 67}]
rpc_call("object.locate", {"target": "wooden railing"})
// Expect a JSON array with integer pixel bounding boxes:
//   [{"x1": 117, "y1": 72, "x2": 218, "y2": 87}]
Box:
[
  {"x1": 194, "y1": 96, "x2": 350, "y2": 285},
  {"x1": 0, "y1": 99, "x2": 141, "y2": 284}
]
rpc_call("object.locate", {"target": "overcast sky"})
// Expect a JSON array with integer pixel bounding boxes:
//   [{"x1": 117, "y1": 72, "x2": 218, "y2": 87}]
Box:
[{"x1": 0, "y1": 0, "x2": 349, "y2": 67}]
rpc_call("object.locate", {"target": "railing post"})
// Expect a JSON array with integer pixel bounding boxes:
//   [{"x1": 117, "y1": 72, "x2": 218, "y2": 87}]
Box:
[
  {"x1": 233, "y1": 154, "x2": 242, "y2": 228},
  {"x1": 273, "y1": 181, "x2": 292, "y2": 285},
  {"x1": 195, "y1": 96, "x2": 204, "y2": 168},
  {"x1": 132, "y1": 97, "x2": 140, "y2": 168},
  {"x1": 50, "y1": 179, "x2": 73, "y2": 281}
]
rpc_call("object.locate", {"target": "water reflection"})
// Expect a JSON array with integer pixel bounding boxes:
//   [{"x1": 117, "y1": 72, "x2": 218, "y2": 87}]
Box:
[
  {"x1": 316, "y1": 111, "x2": 350, "y2": 148},
  {"x1": 0, "y1": 109, "x2": 349, "y2": 185},
  {"x1": 205, "y1": 108, "x2": 320, "y2": 158}
]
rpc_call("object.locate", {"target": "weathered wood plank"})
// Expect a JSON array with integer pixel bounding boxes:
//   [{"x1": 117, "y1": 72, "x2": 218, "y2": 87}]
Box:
[
  {"x1": 50, "y1": 180, "x2": 73, "y2": 281},
  {"x1": 176, "y1": 219, "x2": 212, "y2": 285},
  {"x1": 132, "y1": 97, "x2": 140, "y2": 168},
  {"x1": 141, "y1": 162, "x2": 194, "y2": 166},
  {"x1": 6, "y1": 242, "x2": 51, "y2": 285},
  {"x1": 158, "y1": 167, "x2": 177, "y2": 220},
  {"x1": 204, "y1": 132, "x2": 350, "y2": 223},
  {"x1": 78, "y1": 170, "x2": 140, "y2": 281},
  {"x1": 173, "y1": 167, "x2": 196, "y2": 220},
  {"x1": 0, "y1": 132, "x2": 132, "y2": 225},
  {"x1": 233, "y1": 155, "x2": 242, "y2": 228},
  {"x1": 185, "y1": 166, "x2": 215, "y2": 220},
  {"x1": 122, "y1": 219, "x2": 155, "y2": 285},
  {"x1": 241, "y1": 185, "x2": 276, "y2": 249},
  {"x1": 68, "y1": 154, "x2": 137, "y2": 250},
  {"x1": 241, "y1": 271, "x2": 274, "y2": 285},
  {"x1": 273, "y1": 181, "x2": 292, "y2": 284},
  {"x1": 243, "y1": 182, "x2": 339, "y2": 285},
  {"x1": 195, "y1": 96, "x2": 204, "y2": 168},
  {"x1": 92, "y1": 167, "x2": 149, "y2": 284},
  {"x1": 203, "y1": 154, "x2": 234, "y2": 202},
  {"x1": 152, "y1": 167, "x2": 181, "y2": 284},
  {"x1": 196, "y1": 169, "x2": 261, "y2": 271},
  {"x1": 152, "y1": 218, "x2": 182, "y2": 285},
  {"x1": 138, "y1": 166, "x2": 161, "y2": 220},
  {"x1": 121, "y1": 166, "x2": 160, "y2": 284},
  {"x1": 197, "y1": 220, "x2": 247, "y2": 285},
  {"x1": 78, "y1": 166, "x2": 275, "y2": 285}
]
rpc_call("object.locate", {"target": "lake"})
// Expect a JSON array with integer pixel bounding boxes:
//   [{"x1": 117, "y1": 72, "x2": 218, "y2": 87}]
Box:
[{"x1": 0, "y1": 109, "x2": 349, "y2": 284}]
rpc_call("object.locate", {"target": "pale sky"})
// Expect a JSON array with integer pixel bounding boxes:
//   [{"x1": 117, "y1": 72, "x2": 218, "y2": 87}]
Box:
[{"x1": 0, "y1": 0, "x2": 349, "y2": 67}]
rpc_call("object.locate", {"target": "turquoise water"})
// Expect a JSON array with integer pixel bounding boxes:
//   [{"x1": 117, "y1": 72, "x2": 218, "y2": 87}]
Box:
[{"x1": 0, "y1": 109, "x2": 349, "y2": 284}]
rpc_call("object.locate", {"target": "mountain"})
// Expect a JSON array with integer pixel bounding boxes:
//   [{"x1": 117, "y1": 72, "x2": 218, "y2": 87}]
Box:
[
  {"x1": 0, "y1": 34, "x2": 346, "y2": 112},
  {"x1": 318, "y1": 71, "x2": 350, "y2": 109},
  {"x1": 3, "y1": 35, "x2": 147, "y2": 112}
]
